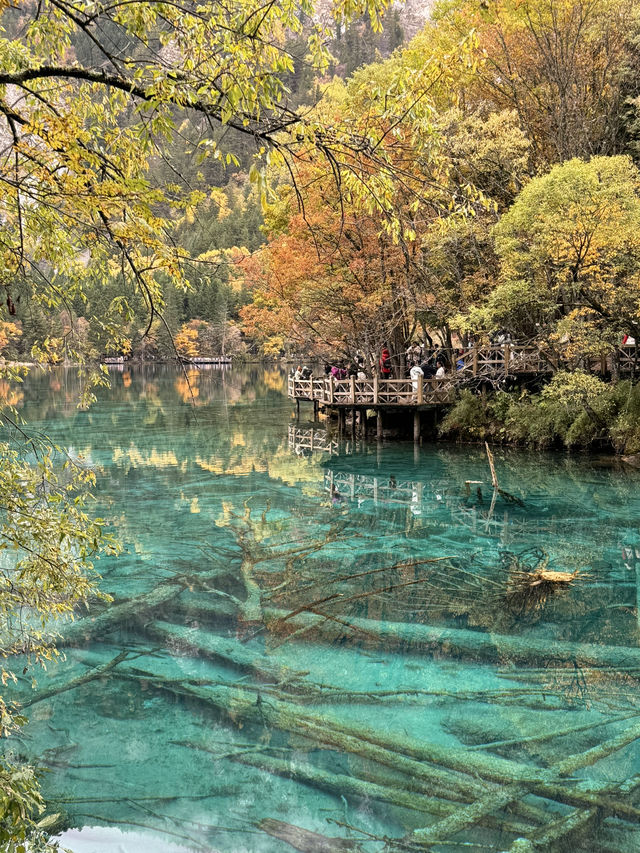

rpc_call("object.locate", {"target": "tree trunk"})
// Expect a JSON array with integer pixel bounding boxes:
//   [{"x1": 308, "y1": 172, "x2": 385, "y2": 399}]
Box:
[{"x1": 264, "y1": 607, "x2": 640, "y2": 671}]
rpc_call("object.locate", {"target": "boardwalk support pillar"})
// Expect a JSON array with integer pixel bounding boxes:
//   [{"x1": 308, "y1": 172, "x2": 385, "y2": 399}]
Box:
[
  {"x1": 351, "y1": 407, "x2": 357, "y2": 440},
  {"x1": 313, "y1": 400, "x2": 319, "y2": 421},
  {"x1": 376, "y1": 409, "x2": 383, "y2": 440},
  {"x1": 414, "y1": 410, "x2": 421, "y2": 443},
  {"x1": 338, "y1": 408, "x2": 346, "y2": 434},
  {"x1": 295, "y1": 398, "x2": 300, "y2": 420}
]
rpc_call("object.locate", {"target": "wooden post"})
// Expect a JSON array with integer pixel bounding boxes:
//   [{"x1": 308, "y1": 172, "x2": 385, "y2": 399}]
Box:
[
  {"x1": 329, "y1": 375, "x2": 334, "y2": 404},
  {"x1": 504, "y1": 344, "x2": 510, "y2": 371},
  {"x1": 338, "y1": 408, "x2": 346, "y2": 433},
  {"x1": 373, "y1": 375, "x2": 379, "y2": 404},
  {"x1": 472, "y1": 346, "x2": 478, "y2": 377},
  {"x1": 485, "y1": 441, "x2": 499, "y2": 489},
  {"x1": 413, "y1": 410, "x2": 421, "y2": 443},
  {"x1": 313, "y1": 399, "x2": 319, "y2": 421},
  {"x1": 351, "y1": 407, "x2": 356, "y2": 440},
  {"x1": 376, "y1": 409, "x2": 383, "y2": 440},
  {"x1": 310, "y1": 429, "x2": 314, "y2": 451},
  {"x1": 350, "y1": 375, "x2": 356, "y2": 404},
  {"x1": 295, "y1": 398, "x2": 300, "y2": 419},
  {"x1": 417, "y1": 377, "x2": 423, "y2": 405},
  {"x1": 600, "y1": 353, "x2": 607, "y2": 375}
]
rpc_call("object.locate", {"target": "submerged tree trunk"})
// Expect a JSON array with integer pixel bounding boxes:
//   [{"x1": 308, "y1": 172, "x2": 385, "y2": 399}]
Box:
[
  {"x1": 257, "y1": 818, "x2": 363, "y2": 853},
  {"x1": 264, "y1": 607, "x2": 640, "y2": 670}
]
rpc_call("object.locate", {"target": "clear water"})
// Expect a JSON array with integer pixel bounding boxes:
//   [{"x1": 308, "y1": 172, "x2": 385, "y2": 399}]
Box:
[{"x1": 5, "y1": 365, "x2": 640, "y2": 853}]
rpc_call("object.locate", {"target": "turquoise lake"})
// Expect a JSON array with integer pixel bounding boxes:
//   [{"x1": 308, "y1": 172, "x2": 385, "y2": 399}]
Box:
[{"x1": 5, "y1": 364, "x2": 640, "y2": 853}]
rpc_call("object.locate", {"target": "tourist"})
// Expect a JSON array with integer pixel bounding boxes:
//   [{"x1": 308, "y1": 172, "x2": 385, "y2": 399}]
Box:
[
  {"x1": 380, "y1": 346, "x2": 392, "y2": 378},
  {"x1": 293, "y1": 365, "x2": 303, "y2": 380},
  {"x1": 435, "y1": 359, "x2": 446, "y2": 378},
  {"x1": 301, "y1": 365, "x2": 312, "y2": 379},
  {"x1": 409, "y1": 361, "x2": 424, "y2": 397}
]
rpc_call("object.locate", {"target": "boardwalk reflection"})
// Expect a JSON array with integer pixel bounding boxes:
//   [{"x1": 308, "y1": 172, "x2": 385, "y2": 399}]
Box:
[{"x1": 287, "y1": 425, "x2": 339, "y2": 456}]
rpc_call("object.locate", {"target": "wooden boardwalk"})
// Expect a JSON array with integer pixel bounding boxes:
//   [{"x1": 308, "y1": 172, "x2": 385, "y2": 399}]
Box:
[
  {"x1": 288, "y1": 344, "x2": 640, "y2": 440},
  {"x1": 288, "y1": 375, "x2": 457, "y2": 408}
]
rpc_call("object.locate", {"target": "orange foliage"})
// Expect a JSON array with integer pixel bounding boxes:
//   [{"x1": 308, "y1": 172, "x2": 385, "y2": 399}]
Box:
[
  {"x1": 0, "y1": 320, "x2": 22, "y2": 353},
  {"x1": 174, "y1": 323, "x2": 200, "y2": 359},
  {"x1": 239, "y1": 160, "x2": 422, "y2": 360},
  {"x1": 0, "y1": 380, "x2": 23, "y2": 407}
]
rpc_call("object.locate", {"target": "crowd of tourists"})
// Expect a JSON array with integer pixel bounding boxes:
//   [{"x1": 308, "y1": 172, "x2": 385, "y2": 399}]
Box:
[
  {"x1": 291, "y1": 331, "x2": 640, "y2": 395},
  {"x1": 291, "y1": 343, "x2": 452, "y2": 385}
]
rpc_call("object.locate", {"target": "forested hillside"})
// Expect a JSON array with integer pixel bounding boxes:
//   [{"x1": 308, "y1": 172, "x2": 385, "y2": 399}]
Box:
[{"x1": 240, "y1": 0, "x2": 640, "y2": 450}]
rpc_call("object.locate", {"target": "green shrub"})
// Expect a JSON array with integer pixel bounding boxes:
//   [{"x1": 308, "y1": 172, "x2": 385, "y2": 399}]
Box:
[
  {"x1": 440, "y1": 376, "x2": 640, "y2": 452},
  {"x1": 439, "y1": 391, "x2": 489, "y2": 439}
]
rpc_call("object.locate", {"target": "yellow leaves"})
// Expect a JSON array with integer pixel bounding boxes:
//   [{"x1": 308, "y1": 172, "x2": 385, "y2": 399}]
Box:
[{"x1": 31, "y1": 337, "x2": 64, "y2": 365}]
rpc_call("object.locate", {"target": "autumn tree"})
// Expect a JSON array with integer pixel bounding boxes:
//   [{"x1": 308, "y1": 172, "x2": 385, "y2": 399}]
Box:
[
  {"x1": 241, "y1": 82, "x2": 530, "y2": 363},
  {"x1": 431, "y1": 0, "x2": 640, "y2": 166},
  {"x1": 468, "y1": 155, "x2": 640, "y2": 357}
]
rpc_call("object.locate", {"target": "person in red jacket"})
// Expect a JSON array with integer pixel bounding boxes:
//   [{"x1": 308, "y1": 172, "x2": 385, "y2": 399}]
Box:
[{"x1": 379, "y1": 347, "x2": 392, "y2": 378}]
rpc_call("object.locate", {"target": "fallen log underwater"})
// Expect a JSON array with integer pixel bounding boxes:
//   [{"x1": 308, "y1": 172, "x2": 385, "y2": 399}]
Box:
[
  {"x1": 14, "y1": 639, "x2": 639, "y2": 852},
  {"x1": 144, "y1": 621, "x2": 576, "y2": 713},
  {"x1": 264, "y1": 607, "x2": 640, "y2": 671},
  {"x1": 408, "y1": 718, "x2": 640, "y2": 849},
  {"x1": 56, "y1": 650, "x2": 640, "y2": 843},
  {"x1": 27, "y1": 538, "x2": 640, "y2": 853},
  {"x1": 257, "y1": 818, "x2": 364, "y2": 853},
  {"x1": 146, "y1": 620, "x2": 309, "y2": 686},
  {"x1": 55, "y1": 566, "x2": 238, "y2": 646}
]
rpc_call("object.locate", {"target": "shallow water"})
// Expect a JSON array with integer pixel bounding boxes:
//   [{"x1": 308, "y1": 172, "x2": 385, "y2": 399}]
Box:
[{"x1": 5, "y1": 365, "x2": 640, "y2": 853}]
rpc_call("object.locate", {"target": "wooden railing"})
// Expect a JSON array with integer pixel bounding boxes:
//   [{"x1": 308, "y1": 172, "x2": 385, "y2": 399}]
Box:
[
  {"x1": 446, "y1": 344, "x2": 640, "y2": 376},
  {"x1": 454, "y1": 345, "x2": 556, "y2": 376},
  {"x1": 288, "y1": 375, "x2": 457, "y2": 406},
  {"x1": 290, "y1": 345, "x2": 640, "y2": 406}
]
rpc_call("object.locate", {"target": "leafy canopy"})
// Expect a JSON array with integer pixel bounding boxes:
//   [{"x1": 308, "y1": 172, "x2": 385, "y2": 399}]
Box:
[{"x1": 488, "y1": 155, "x2": 640, "y2": 350}]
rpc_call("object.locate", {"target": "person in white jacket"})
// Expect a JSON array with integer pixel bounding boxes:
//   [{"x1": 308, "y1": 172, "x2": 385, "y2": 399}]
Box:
[{"x1": 409, "y1": 362, "x2": 424, "y2": 398}]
